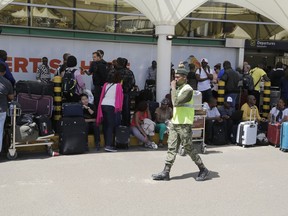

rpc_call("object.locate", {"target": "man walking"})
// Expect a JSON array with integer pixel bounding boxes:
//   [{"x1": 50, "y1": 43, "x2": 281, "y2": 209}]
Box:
[{"x1": 152, "y1": 64, "x2": 209, "y2": 181}]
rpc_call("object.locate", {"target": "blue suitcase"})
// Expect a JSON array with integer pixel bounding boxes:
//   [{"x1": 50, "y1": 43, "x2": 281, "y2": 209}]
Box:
[
  {"x1": 280, "y1": 122, "x2": 288, "y2": 152},
  {"x1": 62, "y1": 103, "x2": 83, "y2": 117}
]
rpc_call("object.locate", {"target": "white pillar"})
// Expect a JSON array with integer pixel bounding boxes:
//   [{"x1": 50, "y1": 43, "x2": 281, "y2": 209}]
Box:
[
  {"x1": 155, "y1": 25, "x2": 175, "y2": 102},
  {"x1": 237, "y1": 47, "x2": 245, "y2": 68}
]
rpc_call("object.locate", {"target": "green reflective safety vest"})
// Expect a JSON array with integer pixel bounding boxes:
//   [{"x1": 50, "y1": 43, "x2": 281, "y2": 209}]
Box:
[{"x1": 171, "y1": 84, "x2": 194, "y2": 124}]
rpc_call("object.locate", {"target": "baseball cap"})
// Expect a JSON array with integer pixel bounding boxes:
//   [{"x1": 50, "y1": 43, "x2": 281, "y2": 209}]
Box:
[{"x1": 226, "y1": 96, "x2": 233, "y2": 103}]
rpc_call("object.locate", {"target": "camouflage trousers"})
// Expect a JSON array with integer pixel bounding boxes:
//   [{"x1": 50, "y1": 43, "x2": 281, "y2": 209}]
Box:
[{"x1": 165, "y1": 124, "x2": 205, "y2": 169}]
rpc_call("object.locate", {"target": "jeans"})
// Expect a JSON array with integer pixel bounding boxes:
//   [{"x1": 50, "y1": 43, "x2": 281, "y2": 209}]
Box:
[
  {"x1": 102, "y1": 105, "x2": 120, "y2": 148},
  {"x1": 0, "y1": 112, "x2": 7, "y2": 152}
]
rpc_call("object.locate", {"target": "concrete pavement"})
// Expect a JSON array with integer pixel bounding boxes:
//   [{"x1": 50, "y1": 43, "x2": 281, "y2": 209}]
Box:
[{"x1": 0, "y1": 144, "x2": 287, "y2": 216}]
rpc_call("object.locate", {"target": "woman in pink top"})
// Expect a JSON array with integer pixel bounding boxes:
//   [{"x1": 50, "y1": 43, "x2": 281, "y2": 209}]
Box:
[{"x1": 97, "y1": 71, "x2": 123, "y2": 152}]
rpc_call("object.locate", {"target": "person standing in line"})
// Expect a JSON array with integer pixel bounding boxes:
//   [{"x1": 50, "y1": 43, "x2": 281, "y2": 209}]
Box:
[
  {"x1": 0, "y1": 50, "x2": 15, "y2": 86},
  {"x1": 36, "y1": 57, "x2": 51, "y2": 83},
  {"x1": 96, "y1": 71, "x2": 123, "y2": 152},
  {"x1": 212, "y1": 63, "x2": 221, "y2": 98},
  {"x1": 280, "y1": 69, "x2": 288, "y2": 102},
  {"x1": 249, "y1": 63, "x2": 270, "y2": 109},
  {"x1": 152, "y1": 64, "x2": 210, "y2": 181},
  {"x1": 195, "y1": 58, "x2": 213, "y2": 103},
  {"x1": 146, "y1": 60, "x2": 157, "y2": 81},
  {"x1": 56, "y1": 52, "x2": 70, "y2": 77},
  {"x1": 220, "y1": 60, "x2": 240, "y2": 109},
  {"x1": 0, "y1": 63, "x2": 14, "y2": 156}
]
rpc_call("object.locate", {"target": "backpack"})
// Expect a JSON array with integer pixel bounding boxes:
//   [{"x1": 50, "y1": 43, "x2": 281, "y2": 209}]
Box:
[
  {"x1": 62, "y1": 68, "x2": 77, "y2": 97},
  {"x1": 242, "y1": 73, "x2": 254, "y2": 91}
]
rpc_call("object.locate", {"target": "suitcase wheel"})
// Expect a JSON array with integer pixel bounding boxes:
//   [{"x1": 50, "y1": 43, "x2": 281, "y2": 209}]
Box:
[{"x1": 7, "y1": 151, "x2": 18, "y2": 160}]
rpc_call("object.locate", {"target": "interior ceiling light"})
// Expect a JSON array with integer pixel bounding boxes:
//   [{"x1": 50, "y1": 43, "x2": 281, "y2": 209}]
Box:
[
  {"x1": 0, "y1": 0, "x2": 14, "y2": 11},
  {"x1": 166, "y1": 35, "x2": 173, "y2": 40},
  {"x1": 194, "y1": 6, "x2": 248, "y2": 15}
]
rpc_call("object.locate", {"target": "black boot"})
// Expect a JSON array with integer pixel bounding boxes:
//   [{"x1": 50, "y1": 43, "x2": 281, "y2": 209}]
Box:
[
  {"x1": 152, "y1": 164, "x2": 171, "y2": 181},
  {"x1": 196, "y1": 167, "x2": 210, "y2": 181}
]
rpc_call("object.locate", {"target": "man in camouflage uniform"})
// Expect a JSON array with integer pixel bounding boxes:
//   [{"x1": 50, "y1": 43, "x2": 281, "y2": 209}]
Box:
[{"x1": 152, "y1": 64, "x2": 209, "y2": 181}]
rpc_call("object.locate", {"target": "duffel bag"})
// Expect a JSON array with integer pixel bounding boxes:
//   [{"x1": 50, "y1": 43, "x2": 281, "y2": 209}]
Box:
[
  {"x1": 16, "y1": 80, "x2": 54, "y2": 96},
  {"x1": 15, "y1": 122, "x2": 39, "y2": 142}
]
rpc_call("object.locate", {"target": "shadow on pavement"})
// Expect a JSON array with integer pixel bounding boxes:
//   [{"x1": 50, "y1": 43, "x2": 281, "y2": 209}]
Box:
[{"x1": 170, "y1": 170, "x2": 220, "y2": 181}]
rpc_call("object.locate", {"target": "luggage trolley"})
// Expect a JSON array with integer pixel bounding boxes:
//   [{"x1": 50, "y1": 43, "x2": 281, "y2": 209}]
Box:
[{"x1": 7, "y1": 104, "x2": 55, "y2": 160}]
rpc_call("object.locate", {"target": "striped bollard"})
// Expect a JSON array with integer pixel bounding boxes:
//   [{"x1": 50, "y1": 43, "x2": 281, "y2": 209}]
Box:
[
  {"x1": 217, "y1": 80, "x2": 225, "y2": 107},
  {"x1": 262, "y1": 81, "x2": 271, "y2": 118},
  {"x1": 53, "y1": 76, "x2": 62, "y2": 121}
]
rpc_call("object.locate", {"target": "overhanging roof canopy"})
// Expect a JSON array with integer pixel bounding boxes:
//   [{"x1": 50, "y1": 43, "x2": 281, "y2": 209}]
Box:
[
  {"x1": 123, "y1": 0, "x2": 208, "y2": 26},
  {"x1": 124, "y1": 0, "x2": 288, "y2": 31}
]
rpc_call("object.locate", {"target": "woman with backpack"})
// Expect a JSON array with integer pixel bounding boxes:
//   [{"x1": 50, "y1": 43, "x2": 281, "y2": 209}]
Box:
[{"x1": 62, "y1": 55, "x2": 86, "y2": 102}]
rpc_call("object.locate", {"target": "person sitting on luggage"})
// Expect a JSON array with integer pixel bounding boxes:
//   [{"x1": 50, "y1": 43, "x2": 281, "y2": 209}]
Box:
[
  {"x1": 268, "y1": 98, "x2": 288, "y2": 124},
  {"x1": 155, "y1": 98, "x2": 173, "y2": 147},
  {"x1": 80, "y1": 93, "x2": 100, "y2": 151},
  {"x1": 130, "y1": 100, "x2": 157, "y2": 149},
  {"x1": 241, "y1": 95, "x2": 266, "y2": 122},
  {"x1": 96, "y1": 71, "x2": 124, "y2": 153},
  {"x1": 218, "y1": 96, "x2": 236, "y2": 143},
  {"x1": 203, "y1": 97, "x2": 222, "y2": 145}
]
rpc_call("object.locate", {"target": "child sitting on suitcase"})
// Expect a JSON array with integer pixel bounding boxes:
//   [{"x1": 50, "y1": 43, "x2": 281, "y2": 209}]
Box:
[
  {"x1": 268, "y1": 98, "x2": 288, "y2": 124},
  {"x1": 80, "y1": 93, "x2": 100, "y2": 151}
]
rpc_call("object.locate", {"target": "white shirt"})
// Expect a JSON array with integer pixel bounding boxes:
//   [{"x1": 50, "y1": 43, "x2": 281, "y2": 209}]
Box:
[
  {"x1": 196, "y1": 67, "x2": 213, "y2": 91},
  {"x1": 101, "y1": 83, "x2": 117, "y2": 107},
  {"x1": 203, "y1": 102, "x2": 220, "y2": 118},
  {"x1": 270, "y1": 107, "x2": 288, "y2": 121}
]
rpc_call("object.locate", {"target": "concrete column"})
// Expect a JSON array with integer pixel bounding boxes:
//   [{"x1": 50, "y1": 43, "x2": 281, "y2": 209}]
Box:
[
  {"x1": 155, "y1": 25, "x2": 175, "y2": 102},
  {"x1": 237, "y1": 47, "x2": 245, "y2": 68}
]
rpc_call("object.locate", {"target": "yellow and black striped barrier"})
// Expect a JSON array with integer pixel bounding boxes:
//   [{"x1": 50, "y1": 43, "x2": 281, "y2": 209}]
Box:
[
  {"x1": 53, "y1": 76, "x2": 62, "y2": 121},
  {"x1": 262, "y1": 81, "x2": 271, "y2": 118},
  {"x1": 217, "y1": 80, "x2": 225, "y2": 107}
]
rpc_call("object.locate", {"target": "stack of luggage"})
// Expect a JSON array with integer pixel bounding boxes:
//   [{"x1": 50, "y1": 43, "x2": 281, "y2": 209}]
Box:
[{"x1": 15, "y1": 80, "x2": 55, "y2": 141}]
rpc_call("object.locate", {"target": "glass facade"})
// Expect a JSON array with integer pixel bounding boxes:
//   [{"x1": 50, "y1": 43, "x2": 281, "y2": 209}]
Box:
[{"x1": 0, "y1": 0, "x2": 286, "y2": 40}]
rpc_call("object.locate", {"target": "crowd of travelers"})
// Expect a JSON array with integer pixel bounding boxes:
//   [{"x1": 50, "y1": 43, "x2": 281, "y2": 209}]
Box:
[{"x1": 1, "y1": 47, "x2": 288, "y2": 157}]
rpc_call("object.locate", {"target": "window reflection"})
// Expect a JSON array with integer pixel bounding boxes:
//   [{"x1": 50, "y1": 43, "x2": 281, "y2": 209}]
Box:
[{"x1": 0, "y1": 0, "x2": 286, "y2": 40}]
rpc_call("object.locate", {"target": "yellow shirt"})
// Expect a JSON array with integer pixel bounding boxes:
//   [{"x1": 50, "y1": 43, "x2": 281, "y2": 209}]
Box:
[
  {"x1": 250, "y1": 67, "x2": 266, "y2": 91},
  {"x1": 241, "y1": 103, "x2": 261, "y2": 121}
]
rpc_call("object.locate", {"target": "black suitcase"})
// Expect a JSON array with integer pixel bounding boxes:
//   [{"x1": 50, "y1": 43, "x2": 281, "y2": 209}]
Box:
[
  {"x1": 16, "y1": 80, "x2": 54, "y2": 96},
  {"x1": 115, "y1": 125, "x2": 130, "y2": 149},
  {"x1": 34, "y1": 115, "x2": 54, "y2": 136},
  {"x1": 59, "y1": 117, "x2": 87, "y2": 154},
  {"x1": 62, "y1": 103, "x2": 83, "y2": 117},
  {"x1": 212, "y1": 121, "x2": 228, "y2": 145}
]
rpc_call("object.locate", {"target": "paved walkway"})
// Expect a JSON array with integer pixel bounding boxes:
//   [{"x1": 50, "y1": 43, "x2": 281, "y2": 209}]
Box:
[{"x1": 0, "y1": 144, "x2": 287, "y2": 216}]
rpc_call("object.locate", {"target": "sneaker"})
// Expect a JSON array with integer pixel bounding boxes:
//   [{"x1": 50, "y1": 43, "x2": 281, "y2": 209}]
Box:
[
  {"x1": 151, "y1": 142, "x2": 158, "y2": 149},
  {"x1": 144, "y1": 142, "x2": 153, "y2": 149},
  {"x1": 196, "y1": 168, "x2": 210, "y2": 181},
  {"x1": 104, "y1": 146, "x2": 117, "y2": 152}
]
